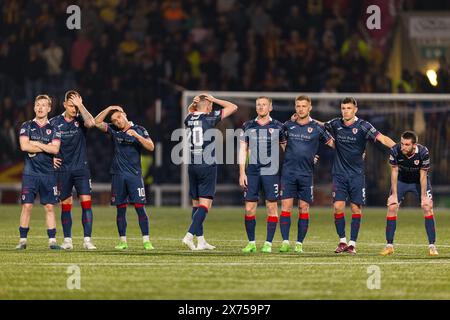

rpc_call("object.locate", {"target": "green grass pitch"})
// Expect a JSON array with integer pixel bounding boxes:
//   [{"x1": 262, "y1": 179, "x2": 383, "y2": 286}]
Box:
[{"x1": 1, "y1": 205, "x2": 450, "y2": 300}]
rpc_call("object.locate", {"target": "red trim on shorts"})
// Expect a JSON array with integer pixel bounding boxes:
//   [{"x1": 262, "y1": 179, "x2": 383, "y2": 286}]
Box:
[
  {"x1": 80, "y1": 200, "x2": 92, "y2": 210},
  {"x1": 281, "y1": 211, "x2": 291, "y2": 217},
  {"x1": 267, "y1": 216, "x2": 279, "y2": 223},
  {"x1": 334, "y1": 213, "x2": 345, "y2": 219},
  {"x1": 245, "y1": 215, "x2": 256, "y2": 221}
]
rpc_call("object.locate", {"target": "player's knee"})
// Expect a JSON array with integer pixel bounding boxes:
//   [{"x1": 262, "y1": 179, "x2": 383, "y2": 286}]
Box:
[
  {"x1": 333, "y1": 202, "x2": 345, "y2": 213},
  {"x1": 387, "y1": 204, "x2": 398, "y2": 216},
  {"x1": 299, "y1": 203, "x2": 309, "y2": 213},
  {"x1": 61, "y1": 196, "x2": 73, "y2": 205},
  {"x1": 22, "y1": 203, "x2": 33, "y2": 213},
  {"x1": 266, "y1": 202, "x2": 278, "y2": 216}
]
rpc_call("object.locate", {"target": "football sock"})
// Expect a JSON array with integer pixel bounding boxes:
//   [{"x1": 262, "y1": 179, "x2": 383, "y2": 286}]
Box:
[
  {"x1": 266, "y1": 216, "x2": 278, "y2": 243},
  {"x1": 279, "y1": 211, "x2": 291, "y2": 241},
  {"x1": 350, "y1": 214, "x2": 362, "y2": 242},
  {"x1": 334, "y1": 212, "x2": 346, "y2": 239},
  {"x1": 192, "y1": 206, "x2": 203, "y2": 236},
  {"x1": 386, "y1": 216, "x2": 397, "y2": 244},
  {"x1": 47, "y1": 228, "x2": 56, "y2": 242},
  {"x1": 61, "y1": 203, "x2": 72, "y2": 238},
  {"x1": 188, "y1": 205, "x2": 208, "y2": 236},
  {"x1": 134, "y1": 204, "x2": 149, "y2": 236},
  {"x1": 425, "y1": 215, "x2": 436, "y2": 244},
  {"x1": 81, "y1": 200, "x2": 93, "y2": 237},
  {"x1": 298, "y1": 212, "x2": 309, "y2": 243},
  {"x1": 116, "y1": 204, "x2": 127, "y2": 237},
  {"x1": 245, "y1": 214, "x2": 256, "y2": 241},
  {"x1": 19, "y1": 226, "x2": 29, "y2": 240}
]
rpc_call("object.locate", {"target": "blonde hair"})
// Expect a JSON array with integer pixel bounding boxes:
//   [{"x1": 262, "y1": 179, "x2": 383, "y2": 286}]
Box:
[{"x1": 35, "y1": 94, "x2": 52, "y2": 107}]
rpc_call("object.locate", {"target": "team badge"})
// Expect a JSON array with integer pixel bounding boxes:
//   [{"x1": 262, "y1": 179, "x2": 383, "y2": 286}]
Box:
[
  {"x1": 111, "y1": 196, "x2": 116, "y2": 203},
  {"x1": 74, "y1": 121, "x2": 79, "y2": 127},
  {"x1": 46, "y1": 129, "x2": 52, "y2": 135},
  {"x1": 269, "y1": 128, "x2": 274, "y2": 134},
  {"x1": 307, "y1": 127, "x2": 313, "y2": 133},
  {"x1": 352, "y1": 128, "x2": 358, "y2": 134},
  {"x1": 414, "y1": 160, "x2": 420, "y2": 165},
  {"x1": 20, "y1": 128, "x2": 25, "y2": 134}
]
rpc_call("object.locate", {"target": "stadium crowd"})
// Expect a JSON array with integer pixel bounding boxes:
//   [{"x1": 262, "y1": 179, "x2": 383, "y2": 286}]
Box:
[{"x1": 0, "y1": 0, "x2": 449, "y2": 202}]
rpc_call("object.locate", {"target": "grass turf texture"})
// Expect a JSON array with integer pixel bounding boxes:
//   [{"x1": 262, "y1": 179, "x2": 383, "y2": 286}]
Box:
[{"x1": 1, "y1": 205, "x2": 449, "y2": 300}]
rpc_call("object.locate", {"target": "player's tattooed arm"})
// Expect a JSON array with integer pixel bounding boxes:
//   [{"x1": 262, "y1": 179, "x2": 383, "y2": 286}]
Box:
[
  {"x1": 70, "y1": 95, "x2": 95, "y2": 128},
  {"x1": 19, "y1": 136, "x2": 43, "y2": 153},
  {"x1": 204, "y1": 94, "x2": 238, "y2": 119},
  {"x1": 376, "y1": 133, "x2": 396, "y2": 148},
  {"x1": 94, "y1": 106, "x2": 123, "y2": 132},
  {"x1": 127, "y1": 130, "x2": 155, "y2": 152}
]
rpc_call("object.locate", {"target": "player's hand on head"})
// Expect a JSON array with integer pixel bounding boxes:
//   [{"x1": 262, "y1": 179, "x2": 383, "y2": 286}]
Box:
[
  {"x1": 69, "y1": 95, "x2": 82, "y2": 106},
  {"x1": 109, "y1": 105, "x2": 123, "y2": 112},
  {"x1": 291, "y1": 113, "x2": 298, "y2": 121},
  {"x1": 53, "y1": 157, "x2": 62, "y2": 169},
  {"x1": 193, "y1": 96, "x2": 200, "y2": 104}
]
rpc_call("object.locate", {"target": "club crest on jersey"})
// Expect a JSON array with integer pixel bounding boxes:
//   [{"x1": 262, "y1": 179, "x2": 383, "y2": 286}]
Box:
[
  {"x1": 269, "y1": 128, "x2": 274, "y2": 134},
  {"x1": 46, "y1": 129, "x2": 52, "y2": 135},
  {"x1": 74, "y1": 121, "x2": 79, "y2": 127},
  {"x1": 20, "y1": 128, "x2": 25, "y2": 134},
  {"x1": 307, "y1": 127, "x2": 313, "y2": 133},
  {"x1": 352, "y1": 128, "x2": 358, "y2": 134},
  {"x1": 414, "y1": 160, "x2": 420, "y2": 165}
]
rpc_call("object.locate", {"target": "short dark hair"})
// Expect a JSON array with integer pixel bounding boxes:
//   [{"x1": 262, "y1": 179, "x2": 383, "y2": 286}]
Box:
[
  {"x1": 341, "y1": 97, "x2": 357, "y2": 107},
  {"x1": 64, "y1": 90, "x2": 80, "y2": 102},
  {"x1": 401, "y1": 131, "x2": 418, "y2": 144}
]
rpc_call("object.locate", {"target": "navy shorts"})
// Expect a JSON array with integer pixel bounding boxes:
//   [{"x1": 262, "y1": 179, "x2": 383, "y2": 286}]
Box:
[
  {"x1": 21, "y1": 174, "x2": 59, "y2": 205},
  {"x1": 188, "y1": 164, "x2": 217, "y2": 200},
  {"x1": 244, "y1": 174, "x2": 280, "y2": 202},
  {"x1": 111, "y1": 174, "x2": 146, "y2": 205},
  {"x1": 332, "y1": 174, "x2": 366, "y2": 205},
  {"x1": 396, "y1": 179, "x2": 432, "y2": 204},
  {"x1": 57, "y1": 169, "x2": 92, "y2": 200},
  {"x1": 280, "y1": 174, "x2": 314, "y2": 203}
]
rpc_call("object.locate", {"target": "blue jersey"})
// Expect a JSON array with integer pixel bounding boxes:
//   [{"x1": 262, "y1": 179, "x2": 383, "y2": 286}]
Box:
[
  {"x1": 389, "y1": 143, "x2": 430, "y2": 184},
  {"x1": 184, "y1": 110, "x2": 223, "y2": 166},
  {"x1": 107, "y1": 122, "x2": 150, "y2": 176},
  {"x1": 49, "y1": 114, "x2": 89, "y2": 171},
  {"x1": 240, "y1": 117, "x2": 285, "y2": 175},
  {"x1": 19, "y1": 120, "x2": 61, "y2": 176},
  {"x1": 325, "y1": 117, "x2": 380, "y2": 176},
  {"x1": 281, "y1": 118, "x2": 332, "y2": 176}
]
